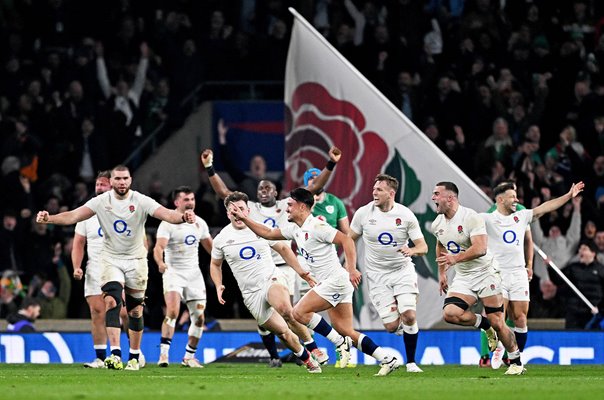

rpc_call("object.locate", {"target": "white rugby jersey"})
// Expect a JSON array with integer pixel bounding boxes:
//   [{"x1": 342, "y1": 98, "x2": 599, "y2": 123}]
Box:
[
  {"x1": 481, "y1": 209, "x2": 533, "y2": 272},
  {"x1": 211, "y1": 224, "x2": 279, "y2": 294},
  {"x1": 74, "y1": 215, "x2": 103, "y2": 262},
  {"x1": 351, "y1": 202, "x2": 424, "y2": 274},
  {"x1": 432, "y1": 205, "x2": 496, "y2": 276},
  {"x1": 248, "y1": 199, "x2": 293, "y2": 265},
  {"x1": 156, "y1": 215, "x2": 211, "y2": 270},
  {"x1": 280, "y1": 214, "x2": 347, "y2": 282},
  {"x1": 84, "y1": 189, "x2": 161, "y2": 259}
]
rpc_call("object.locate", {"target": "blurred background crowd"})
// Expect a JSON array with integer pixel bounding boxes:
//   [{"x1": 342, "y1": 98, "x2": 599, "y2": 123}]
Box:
[{"x1": 1, "y1": 0, "x2": 603, "y2": 330}]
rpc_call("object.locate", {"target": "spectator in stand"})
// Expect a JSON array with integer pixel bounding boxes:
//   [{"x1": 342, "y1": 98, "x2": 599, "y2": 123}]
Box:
[
  {"x1": 531, "y1": 195, "x2": 582, "y2": 289},
  {"x1": 1, "y1": 270, "x2": 25, "y2": 318},
  {"x1": 549, "y1": 240, "x2": 604, "y2": 329},
  {"x1": 216, "y1": 119, "x2": 274, "y2": 202},
  {"x1": 30, "y1": 241, "x2": 71, "y2": 319},
  {"x1": 95, "y1": 41, "x2": 149, "y2": 166},
  {"x1": 0, "y1": 209, "x2": 24, "y2": 274},
  {"x1": 6, "y1": 297, "x2": 40, "y2": 332}
]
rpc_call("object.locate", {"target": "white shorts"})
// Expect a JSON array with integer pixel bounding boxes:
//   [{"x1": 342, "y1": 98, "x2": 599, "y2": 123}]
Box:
[
  {"x1": 449, "y1": 268, "x2": 501, "y2": 300},
  {"x1": 101, "y1": 257, "x2": 148, "y2": 291},
  {"x1": 162, "y1": 268, "x2": 206, "y2": 302},
  {"x1": 310, "y1": 272, "x2": 354, "y2": 307},
  {"x1": 84, "y1": 261, "x2": 103, "y2": 297},
  {"x1": 367, "y1": 267, "x2": 419, "y2": 323},
  {"x1": 500, "y1": 269, "x2": 530, "y2": 302},
  {"x1": 243, "y1": 272, "x2": 289, "y2": 326},
  {"x1": 276, "y1": 264, "x2": 297, "y2": 296}
]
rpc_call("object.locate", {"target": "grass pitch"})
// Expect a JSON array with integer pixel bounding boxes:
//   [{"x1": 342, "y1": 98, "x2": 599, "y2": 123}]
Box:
[{"x1": 1, "y1": 363, "x2": 602, "y2": 400}]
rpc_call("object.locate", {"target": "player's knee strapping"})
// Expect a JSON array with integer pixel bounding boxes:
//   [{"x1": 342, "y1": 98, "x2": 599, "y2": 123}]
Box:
[
  {"x1": 126, "y1": 292, "x2": 145, "y2": 331},
  {"x1": 102, "y1": 281, "x2": 123, "y2": 328},
  {"x1": 484, "y1": 304, "x2": 504, "y2": 314},
  {"x1": 187, "y1": 302, "x2": 205, "y2": 338},
  {"x1": 443, "y1": 296, "x2": 469, "y2": 311}
]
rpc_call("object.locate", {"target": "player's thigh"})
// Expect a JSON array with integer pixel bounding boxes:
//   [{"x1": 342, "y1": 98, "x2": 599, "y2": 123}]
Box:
[
  {"x1": 123, "y1": 259, "x2": 149, "y2": 291},
  {"x1": 294, "y1": 289, "x2": 333, "y2": 316},
  {"x1": 277, "y1": 265, "x2": 296, "y2": 297},
  {"x1": 243, "y1": 289, "x2": 274, "y2": 326},
  {"x1": 267, "y1": 280, "x2": 293, "y2": 314},
  {"x1": 180, "y1": 269, "x2": 206, "y2": 303},
  {"x1": 86, "y1": 294, "x2": 105, "y2": 315},
  {"x1": 84, "y1": 263, "x2": 103, "y2": 297}
]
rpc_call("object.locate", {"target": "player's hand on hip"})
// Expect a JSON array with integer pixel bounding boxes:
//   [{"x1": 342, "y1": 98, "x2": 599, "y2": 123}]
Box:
[
  {"x1": 329, "y1": 146, "x2": 342, "y2": 163},
  {"x1": 398, "y1": 245, "x2": 413, "y2": 256},
  {"x1": 36, "y1": 211, "x2": 49, "y2": 223}
]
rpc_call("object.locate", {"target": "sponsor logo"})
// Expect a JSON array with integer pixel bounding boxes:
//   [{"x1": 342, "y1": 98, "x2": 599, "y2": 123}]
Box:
[{"x1": 369, "y1": 219, "x2": 377, "y2": 225}]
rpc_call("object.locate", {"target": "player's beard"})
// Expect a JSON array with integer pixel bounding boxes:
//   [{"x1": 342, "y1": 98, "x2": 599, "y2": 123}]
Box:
[{"x1": 114, "y1": 186, "x2": 129, "y2": 196}]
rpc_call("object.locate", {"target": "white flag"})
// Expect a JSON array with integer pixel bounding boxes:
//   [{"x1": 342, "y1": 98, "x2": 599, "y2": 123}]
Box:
[{"x1": 284, "y1": 8, "x2": 491, "y2": 328}]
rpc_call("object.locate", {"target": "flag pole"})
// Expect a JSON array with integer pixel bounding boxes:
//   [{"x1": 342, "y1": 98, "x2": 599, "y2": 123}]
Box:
[{"x1": 535, "y1": 246, "x2": 599, "y2": 314}]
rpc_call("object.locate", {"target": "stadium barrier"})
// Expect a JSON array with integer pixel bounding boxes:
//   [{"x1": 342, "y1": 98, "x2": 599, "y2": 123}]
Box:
[{"x1": 1, "y1": 330, "x2": 602, "y2": 365}]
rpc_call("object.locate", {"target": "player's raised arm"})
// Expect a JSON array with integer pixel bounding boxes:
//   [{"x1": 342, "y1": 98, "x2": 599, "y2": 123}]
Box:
[
  {"x1": 531, "y1": 181, "x2": 584, "y2": 220},
  {"x1": 201, "y1": 149, "x2": 234, "y2": 199},
  {"x1": 36, "y1": 206, "x2": 95, "y2": 226},
  {"x1": 306, "y1": 146, "x2": 342, "y2": 195}
]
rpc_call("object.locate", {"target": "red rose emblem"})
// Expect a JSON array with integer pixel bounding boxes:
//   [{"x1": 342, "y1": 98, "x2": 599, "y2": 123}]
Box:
[
  {"x1": 457, "y1": 225, "x2": 463, "y2": 234},
  {"x1": 285, "y1": 83, "x2": 389, "y2": 215},
  {"x1": 513, "y1": 216, "x2": 519, "y2": 223},
  {"x1": 395, "y1": 218, "x2": 402, "y2": 226},
  {"x1": 129, "y1": 205, "x2": 135, "y2": 213}
]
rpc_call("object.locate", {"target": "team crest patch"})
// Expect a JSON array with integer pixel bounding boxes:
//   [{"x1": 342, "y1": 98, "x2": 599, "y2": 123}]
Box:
[
  {"x1": 490, "y1": 284, "x2": 496, "y2": 290},
  {"x1": 513, "y1": 216, "x2": 519, "y2": 223},
  {"x1": 305, "y1": 232, "x2": 309, "y2": 240},
  {"x1": 129, "y1": 205, "x2": 135, "y2": 213},
  {"x1": 317, "y1": 215, "x2": 326, "y2": 222},
  {"x1": 457, "y1": 225, "x2": 463, "y2": 234},
  {"x1": 395, "y1": 218, "x2": 402, "y2": 226},
  {"x1": 325, "y1": 205, "x2": 335, "y2": 214}
]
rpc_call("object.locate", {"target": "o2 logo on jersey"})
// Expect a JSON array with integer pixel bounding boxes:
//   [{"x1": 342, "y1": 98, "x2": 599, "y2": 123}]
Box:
[
  {"x1": 299, "y1": 248, "x2": 315, "y2": 264},
  {"x1": 184, "y1": 235, "x2": 197, "y2": 245},
  {"x1": 113, "y1": 220, "x2": 132, "y2": 236},
  {"x1": 240, "y1": 246, "x2": 260, "y2": 260},
  {"x1": 503, "y1": 230, "x2": 519, "y2": 245},
  {"x1": 97, "y1": 227, "x2": 104, "y2": 238},
  {"x1": 447, "y1": 240, "x2": 461, "y2": 254},
  {"x1": 263, "y1": 218, "x2": 277, "y2": 228},
  {"x1": 378, "y1": 232, "x2": 397, "y2": 247}
]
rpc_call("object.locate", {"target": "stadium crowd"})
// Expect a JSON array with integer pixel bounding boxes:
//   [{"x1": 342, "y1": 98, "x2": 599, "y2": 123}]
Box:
[{"x1": 1, "y1": 0, "x2": 604, "y2": 330}]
